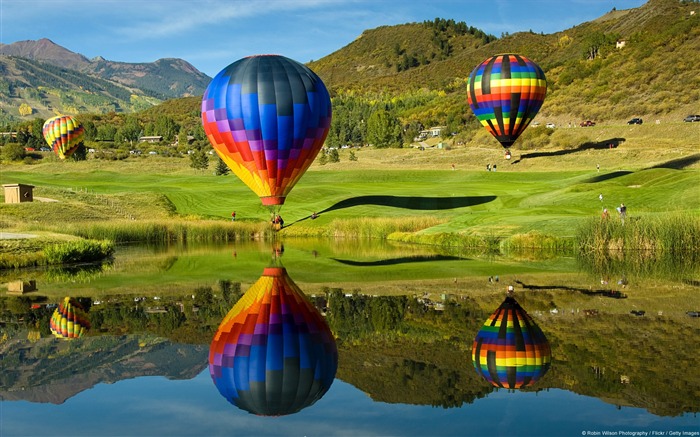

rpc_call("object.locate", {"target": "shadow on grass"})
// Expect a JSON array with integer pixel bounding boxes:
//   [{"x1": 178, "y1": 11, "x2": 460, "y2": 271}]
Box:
[
  {"x1": 319, "y1": 195, "x2": 497, "y2": 214},
  {"x1": 514, "y1": 280, "x2": 628, "y2": 299},
  {"x1": 510, "y1": 137, "x2": 626, "y2": 164},
  {"x1": 582, "y1": 170, "x2": 634, "y2": 183},
  {"x1": 287, "y1": 195, "x2": 496, "y2": 227},
  {"x1": 647, "y1": 153, "x2": 700, "y2": 170},
  {"x1": 331, "y1": 254, "x2": 466, "y2": 267}
]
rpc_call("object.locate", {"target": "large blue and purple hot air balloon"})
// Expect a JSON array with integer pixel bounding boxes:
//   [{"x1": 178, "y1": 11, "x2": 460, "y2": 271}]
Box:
[
  {"x1": 209, "y1": 267, "x2": 337, "y2": 416},
  {"x1": 201, "y1": 55, "x2": 332, "y2": 207}
]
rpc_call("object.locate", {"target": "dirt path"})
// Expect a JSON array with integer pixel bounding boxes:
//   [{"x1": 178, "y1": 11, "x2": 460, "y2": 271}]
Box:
[{"x1": 0, "y1": 232, "x2": 38, "y2": 239}]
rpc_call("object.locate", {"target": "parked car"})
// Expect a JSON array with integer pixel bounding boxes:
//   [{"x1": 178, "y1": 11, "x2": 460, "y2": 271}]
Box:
[
  {"x1": 627, "y1": 118, "x2": 643, "y2": 125},
  {"x1": 580, "y1": 120, "x2": 596, "y2": 127},
  {"x1": 546, "y1": 123, "x2": 555, "y2": 128},
  {"x1": 683, "y1": 114, "x2": 700, "y2": 122}
]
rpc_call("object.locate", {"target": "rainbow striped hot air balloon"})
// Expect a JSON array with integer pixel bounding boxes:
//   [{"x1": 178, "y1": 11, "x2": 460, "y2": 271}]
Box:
[
  {"x1": 42, "y1": 115, "x2": 85, "y2": 159},
  {"x1": 209, "y1": 267, "x2": 337, "y2": 416},
  {"x1": 472, "y1": 295, "x2": 551, "y2": 389},
  {"x1": 201, "y1": 55, "x2": 332, "y2": 208},
  {"x1": 467, "y1": 54, "x2": 547, "y2": 150},
  {"x1": 50, "y1": 297, "x2": 90, "y2": 339}
]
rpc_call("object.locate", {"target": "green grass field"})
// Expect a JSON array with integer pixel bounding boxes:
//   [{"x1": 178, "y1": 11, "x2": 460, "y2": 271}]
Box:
[{"x1": 1, "y1": 122, "x2": 698, "y2": 245}]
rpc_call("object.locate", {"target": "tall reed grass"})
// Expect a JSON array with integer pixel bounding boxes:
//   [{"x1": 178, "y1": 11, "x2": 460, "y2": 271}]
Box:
[
  {"x1": 282, "y1": 216, "x2": 445, "y2": 239},
  {"x1": 43, "y1": 239, "x2": 115, "y2": 264},
  {"x1": 576, "y1": 213, "x2": 700, "y2": 254},
  {"x1": 59, "y1": 219, "x2": 274, "y2": 243}
]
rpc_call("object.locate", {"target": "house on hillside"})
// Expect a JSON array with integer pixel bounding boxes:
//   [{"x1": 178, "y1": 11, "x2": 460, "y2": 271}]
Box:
[
  {"x1": 416, "y1": 126, "x2": 447, "y2": 140},
  {"x1": 138, "y1": 136, "x2": 163, "y2": 143}
]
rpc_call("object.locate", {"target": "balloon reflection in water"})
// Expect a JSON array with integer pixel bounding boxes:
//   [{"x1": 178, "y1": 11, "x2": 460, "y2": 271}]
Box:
[
  {"x1": 209, "y1": 267, "x2": 338, "y2": 416},
  {"x1": 50, "y1": 297, "x2": 90, "y2": 339},
  {"x1": 472, "y1": 295, "x2": 551, "y2": 389}
]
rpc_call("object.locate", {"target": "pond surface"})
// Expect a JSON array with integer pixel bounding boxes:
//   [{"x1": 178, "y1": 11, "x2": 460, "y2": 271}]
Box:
[{"x1": 1, "y1": 239, "x2": 698, "y2": 437}]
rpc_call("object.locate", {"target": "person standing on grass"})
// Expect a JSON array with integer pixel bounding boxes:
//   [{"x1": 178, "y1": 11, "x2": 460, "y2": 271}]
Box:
[
  {"x1": 618, "y1": 203, "x2": 627, "y2": 225},
  {"x1": 231, "y1": 211, "x2": 236, "y2": 221}
]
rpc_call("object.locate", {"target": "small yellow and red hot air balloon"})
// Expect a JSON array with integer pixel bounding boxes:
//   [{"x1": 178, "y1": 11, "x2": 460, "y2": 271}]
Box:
[
  {"x1": 42, "y1": 115, "x2": 85, "y2": 159},
  {"x1": 50, "y1": 297, "x2": 90, "y2": 339}
]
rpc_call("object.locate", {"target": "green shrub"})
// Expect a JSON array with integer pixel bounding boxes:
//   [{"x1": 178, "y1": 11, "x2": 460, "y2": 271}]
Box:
[{"x1": 43, "y1": 239, "x2": 115, "y2": 264}]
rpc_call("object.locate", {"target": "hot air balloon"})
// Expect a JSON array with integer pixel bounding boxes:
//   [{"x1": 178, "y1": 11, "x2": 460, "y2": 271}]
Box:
[
  {"x1": 209, "y1": 266, "x2": 337, "y2": 416},
  {"x1": 472, "y1": 295, "x2": 551, "y2": 389},
  {"x1": 201, "y1": 55, "x2": 332, "y2": 208},
  {"x1": 50, "y1": 297, "x2": 90, "y2": 339},
  {"x1": 467, "y1": 54, "x2": 547, "y2": 152},
  {"x1": 42, "y1": 115, "x2": 85, "y2": 160}
]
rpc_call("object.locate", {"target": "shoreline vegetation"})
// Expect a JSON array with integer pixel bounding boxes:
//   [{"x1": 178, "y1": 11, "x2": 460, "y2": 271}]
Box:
[
  {"x1": 1, "y1": 212, "x2": 698, "y2": 270},
  {"x1": 1, "y1": 124, "x2": 699, "y2": 270}
]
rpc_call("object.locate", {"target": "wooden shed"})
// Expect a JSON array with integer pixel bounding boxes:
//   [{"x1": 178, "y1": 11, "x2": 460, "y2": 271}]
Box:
[{"x1": 3, "y1": 183, "x2": 34, "y2": 203}]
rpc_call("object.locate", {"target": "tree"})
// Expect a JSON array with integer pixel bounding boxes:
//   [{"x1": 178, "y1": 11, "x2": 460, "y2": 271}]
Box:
[
  {"x1": 328, "y1": 148, "x2": 340, "y2": 163},
  {"x1": 2, "y1": 143, "x2": 25, "y2": 161},
  {"x1": 189, "y1": 149, "x2": 209, "y2": 170},
  {"x1": 116, "y1": 115, "x2": 142, "y2": 144},
  {"x1": 155, "y1": 115, "x2": 180, "y2": 142},
  {"x1": 97, "y1": 124, "x2": 117, "y2": 141},
  {"x1": 82, "y1": 119, "x2": 97, "y2": 141},
  {"x1": 214, "y1": 157, "x2": 230, "y2": 175},
  {"x1": 18, "y1": 103, "x2": 32, "y2": 116},
  {"x1": 367, "y1": 109, "x2": 402, "y2": 148}
]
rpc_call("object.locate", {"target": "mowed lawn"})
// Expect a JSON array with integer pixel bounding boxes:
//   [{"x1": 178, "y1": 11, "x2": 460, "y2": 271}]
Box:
[{"x1": 2, "y1": 139, "x2": 698, "y2": 240}]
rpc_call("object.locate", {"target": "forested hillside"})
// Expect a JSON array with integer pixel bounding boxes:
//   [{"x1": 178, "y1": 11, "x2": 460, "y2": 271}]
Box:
[{"x1": 1, "y1": 0, "x2": 698, "y2": 153}]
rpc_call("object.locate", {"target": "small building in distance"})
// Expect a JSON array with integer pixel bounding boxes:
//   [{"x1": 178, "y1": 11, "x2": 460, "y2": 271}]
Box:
[{"x1": 3, "y1": 183, "x2": 34, "y2": 203}]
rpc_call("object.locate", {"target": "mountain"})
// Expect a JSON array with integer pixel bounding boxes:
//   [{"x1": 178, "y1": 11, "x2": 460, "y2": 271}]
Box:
[
  {"x1": 0, "y1": 334, "x2": 207, "y2": 404},
  {"x1": 1, "y1": 0, "x2": 697, "y2": 127},
  {"x1": 0, "y1": 38, "x2": 211, "y2": 122},
  {"x1": 309, "y1": 0, "x2": 700, "y2": 122}
]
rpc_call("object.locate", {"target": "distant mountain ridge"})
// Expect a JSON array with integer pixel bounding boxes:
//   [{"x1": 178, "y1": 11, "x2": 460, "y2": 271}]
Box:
[
  {"x1": 1, "y1": 0, "x2": 698, "y2": 125},
  {"x1": 0, "y1": 38, "x2": 211, "y2": 120}
]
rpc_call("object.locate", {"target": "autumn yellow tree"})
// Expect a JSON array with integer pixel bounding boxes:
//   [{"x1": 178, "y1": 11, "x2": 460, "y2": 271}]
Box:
[{"x1": 18, "y1": 103, "x2": 33, "y2": 116}]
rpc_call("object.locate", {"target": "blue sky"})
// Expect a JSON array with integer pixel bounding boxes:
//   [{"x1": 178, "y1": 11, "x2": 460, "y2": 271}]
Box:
[{"x1": 1, "y1": 0, "x2": 647, "y2": 78}]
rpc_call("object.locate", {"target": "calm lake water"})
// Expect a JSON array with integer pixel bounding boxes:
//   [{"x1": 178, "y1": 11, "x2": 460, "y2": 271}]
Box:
[{"x1": 1, "y1": 239, "x2": 698, "y2": 437}]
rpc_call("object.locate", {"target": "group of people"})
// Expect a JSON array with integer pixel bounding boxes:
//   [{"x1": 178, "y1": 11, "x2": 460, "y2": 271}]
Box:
[
  {"x1": 601, "y1": 200, "x2": 627, "y2": 224},
  {"x1": 486, "y1": 163, "x2": 497, "y2": 172}
]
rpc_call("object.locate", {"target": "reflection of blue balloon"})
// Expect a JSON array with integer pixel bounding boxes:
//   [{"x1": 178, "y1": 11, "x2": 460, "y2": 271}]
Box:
[{"x1": 209, "y1": 267, "x2": 337, "y2": 416}]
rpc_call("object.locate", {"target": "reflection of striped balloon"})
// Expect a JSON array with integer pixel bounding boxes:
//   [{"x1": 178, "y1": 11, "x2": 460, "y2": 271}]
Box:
[
  {"x1": 467, "y1": 54, "x2": 547, "y2": 149},
  {"x1": 201, "y1": 55, "x2": 332, "y2": 206},
  {"x1": 209, "y1": 267, "x2": 337, "y2": 416},
  {"x1": 50, "y1": 297, "x2": 90, "y2": 339},
  {"x1": 42, "y1": 115, "x2": 85, "y2": 159},
  {"x1": 472, "y1": 296, "x2": 551, "y2": 389}
]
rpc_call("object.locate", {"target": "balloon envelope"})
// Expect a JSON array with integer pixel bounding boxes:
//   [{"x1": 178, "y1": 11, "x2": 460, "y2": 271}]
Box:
[
  {"x1": 467, "y1": 54, "x2": 547, "y2": 149},
  {"x1": 50, "y1": 297, "x2": 90, "y2": 339},
  {"x1": 472, "y1": 296, "x2": 551, "y2": 389},
  {"x1": 209, "y1": 267, "x2": 338, "y2": 415},
  {"x1": 201, "y1": 55, "x2": 332, "y2": 206},
  {"x1": 42, "y1": 115, "x2": 85, "y2": 159}
]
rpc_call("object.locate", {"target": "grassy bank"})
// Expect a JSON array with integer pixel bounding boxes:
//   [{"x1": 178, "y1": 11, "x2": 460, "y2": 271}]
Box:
[
  {"x1": 0, "y1": 236, "x2": 114, "y2": 269},
  {"x1": 1, "y1": 124, "x2": 698, "y2": 267}
]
